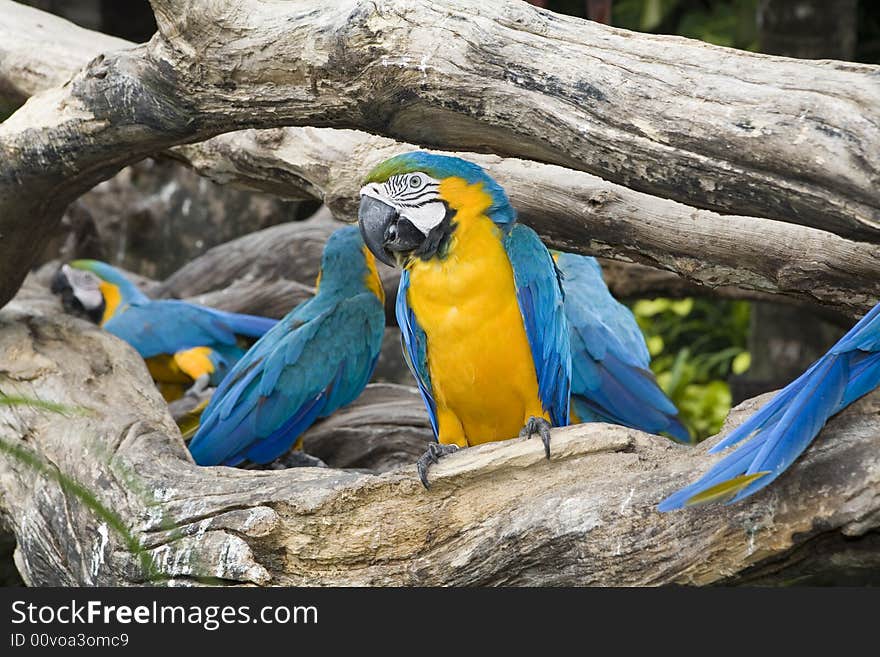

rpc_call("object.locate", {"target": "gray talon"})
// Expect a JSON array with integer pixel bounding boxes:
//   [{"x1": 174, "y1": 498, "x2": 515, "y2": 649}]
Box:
[
  {"x1": 520, "y1": 416, "x2": 552, "y2": 460},
  {"x1": 416, "y1": 442, "x2": 459, "y2": 489}
]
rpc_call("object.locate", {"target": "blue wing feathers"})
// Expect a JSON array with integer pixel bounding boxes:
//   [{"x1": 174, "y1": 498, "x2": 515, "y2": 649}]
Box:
[
  {"x1": 504, "y1": 225, "x2": 571, "y2": 427},
  {"x1": 661, "y1": 302, "x2": 880, "y2": 510},
  {"x1": 188, "y1": 293, "x2": 385, "y2": 466},
  {"x1": 396, "y1": 270, "x2": 439, "y2": 438},
  {"x1": 554, "y1": 252, "x2": 687, "y2": 442},
  {"x1": 105, "y1": 300, "x2": 277, "y2": 359}
]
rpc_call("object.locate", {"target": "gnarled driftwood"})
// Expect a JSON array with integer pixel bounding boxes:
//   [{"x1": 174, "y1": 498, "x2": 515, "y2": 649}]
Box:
[{"x1": 1, "y1": 279, "x2": 879, "y2": 586}]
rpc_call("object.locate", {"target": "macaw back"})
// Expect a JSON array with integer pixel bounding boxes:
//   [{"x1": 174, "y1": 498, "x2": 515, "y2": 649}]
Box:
[
  {"x1": 188, "y1": 227, "x2": 386, "y2": 467},
  {"x1": 104, "y1": 299, "x2": 277, "y2": 391}
]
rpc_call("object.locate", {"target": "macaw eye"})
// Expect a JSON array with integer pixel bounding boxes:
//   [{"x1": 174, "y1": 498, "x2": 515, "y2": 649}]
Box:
[{"x1": 409, "y1": 175, "x2": 422, "y2": 188}]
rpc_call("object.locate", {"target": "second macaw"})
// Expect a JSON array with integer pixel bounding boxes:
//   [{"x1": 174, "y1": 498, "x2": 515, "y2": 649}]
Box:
[
  {"x1": 187, "y1": 226, "x2": 386, "y2": 467},
  {"x1": 553, "y1": 252, "x2": 689, "y2": 442},
  {"x1": 660, "y1": 302, "x2": 880, "y2": 510},
  {"x1": 51, "y1": 260, "x2": 277, "y2": 400},
  {"x1": 358, "y1": 152, "x2": 571, "y2": 487}
]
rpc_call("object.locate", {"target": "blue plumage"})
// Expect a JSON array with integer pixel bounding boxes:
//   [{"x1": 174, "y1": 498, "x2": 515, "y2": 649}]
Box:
[
  {"x1": 58, "y1": 259, "x2": 277, "y2": 387},
  {"x1": 505, "y1": 225, "x2": 571, "y2": 428},
  {"x1": 554, "y1": 252, "x2": 689, "y2": 442},
  {"x1": 188, "y1": 226, "x2": 386, "y2": 466},
  {"x1": 104, "y1": 302, "x2": 276, "y2": 362},
  {"x1": 659, "y1": 302, "x2": 880, "y2": 510},
  {"x1": 396, "y1": 270, "x2": 439, "y2": 437}
]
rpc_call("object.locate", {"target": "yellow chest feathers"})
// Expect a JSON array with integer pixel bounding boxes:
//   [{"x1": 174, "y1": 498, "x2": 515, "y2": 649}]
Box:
[{"x1": 405, "y1": 178, "x2": 546, "y2": 446}]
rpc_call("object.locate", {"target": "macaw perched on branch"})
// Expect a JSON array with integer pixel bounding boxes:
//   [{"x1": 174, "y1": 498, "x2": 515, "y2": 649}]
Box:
[
  {"x1": 358, "y1": 152, "x2": 571, "y2": 487},
  {"x1": 660, "y1": 302, "x2": 880, "y2": 510},
  {"x1": 51, "y1": 260, "x2": 277, "y2": 400},
  {"x1": 553, "y1": 252, "x2": 689, "y2": 443},
  {"x1": 187, "y1": 226, "x2": 386, "y2": 467}
]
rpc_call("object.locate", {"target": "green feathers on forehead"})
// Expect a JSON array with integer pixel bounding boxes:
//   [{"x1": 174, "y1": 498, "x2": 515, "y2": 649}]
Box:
[{"x1": 364, "y1": 151, "x2": 516, "y2": 225}]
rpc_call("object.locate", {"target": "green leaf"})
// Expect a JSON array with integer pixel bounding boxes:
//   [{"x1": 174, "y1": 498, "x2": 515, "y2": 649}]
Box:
[
  {"x1": 0, "y1": 394, "x2": 89, "y2": 416},
  {"x1": 732, "y1": 351, "x2": 752, "y2": 375},
  {"x1": 646, "y1": 335, "x2": 664, "y2": 356}
]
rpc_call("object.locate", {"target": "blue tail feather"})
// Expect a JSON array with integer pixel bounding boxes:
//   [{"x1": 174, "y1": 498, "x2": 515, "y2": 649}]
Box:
[{"x1": 660, "y1": 301, "x2": 880, "y2": 510}]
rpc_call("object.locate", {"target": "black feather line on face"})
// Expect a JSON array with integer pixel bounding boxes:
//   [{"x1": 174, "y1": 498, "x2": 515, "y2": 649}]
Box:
[{"x1": 414, "y1": 202, "x2": 457, "y2": 261}]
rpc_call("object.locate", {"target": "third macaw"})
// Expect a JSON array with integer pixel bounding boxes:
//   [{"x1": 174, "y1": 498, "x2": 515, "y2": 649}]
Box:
[
  {"x1": 358, "y1": 152, "x2": 571, "y2": 487},
  {"x1": 660, "y1": 302, "x2": 880, "y2": 510},
  {"x1": 51, "y1": 259, "x2": 277, "y2": 400}
]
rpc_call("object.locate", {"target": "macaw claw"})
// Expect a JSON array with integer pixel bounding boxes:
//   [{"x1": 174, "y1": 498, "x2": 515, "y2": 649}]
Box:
[
  {"x1": 520, "y1": 416, "x2": 552, "y2": 460},
  {"x1": 416, "y1": 442, "x2": 460, "y2": 490}
]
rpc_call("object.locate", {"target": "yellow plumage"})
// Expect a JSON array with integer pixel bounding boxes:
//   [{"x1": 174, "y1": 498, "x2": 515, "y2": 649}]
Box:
[
  {"x1": 98, "y1": 280, "x2": 122, "y2": 325},
  {"x1": 146, "y1": 347, "x2": 215, "y2": 402},
  {"x1": 405, "y1": 177, "x2": 547, "y2": 447}
]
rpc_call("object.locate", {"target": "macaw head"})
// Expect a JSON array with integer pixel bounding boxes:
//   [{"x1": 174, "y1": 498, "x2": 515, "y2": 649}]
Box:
[
  {"x1": 50, "y1": 259, "x2": 145, "y2": 325},
  {"x1": 316, "y1": 225, "x2": 385, "y2": 304},
  {"x1": 358, "y1": 152, "x2": 515, "y2": 267}
]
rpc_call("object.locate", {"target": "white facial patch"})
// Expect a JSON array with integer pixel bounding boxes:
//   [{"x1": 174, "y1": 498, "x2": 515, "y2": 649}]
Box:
[
  {"x1": 359, "y1": 172, "x2": 446, "y2": 236},
  {"x1": 399, "y1": 202, "x2": 447, "y2": 236},
  {"x1": 63, "y1": 264, "x2": 104, "y2": 311}
]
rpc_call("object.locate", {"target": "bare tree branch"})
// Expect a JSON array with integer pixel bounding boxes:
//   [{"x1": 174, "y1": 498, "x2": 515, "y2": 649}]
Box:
[
  {"x1": 1, "y1": 0, "x2": 878, "y2": 309},
  {"x1": 175, "y1": 128, "x2": 880, "y2": 316},
  {"x1": 1, "y1": 283, "x2": 879, "y2": 586}
]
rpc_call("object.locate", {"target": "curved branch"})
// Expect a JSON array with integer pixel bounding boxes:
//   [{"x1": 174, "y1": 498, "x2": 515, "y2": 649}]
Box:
[
  {"x1": 176, "y1": 128, "x2": 880, "y2": 316},
  {"x1": 2, "y1": 0, "x2": 879, "y2": 308},
  {"x1": 1, "y1": 283, "x2": 879, "y2": 586}
]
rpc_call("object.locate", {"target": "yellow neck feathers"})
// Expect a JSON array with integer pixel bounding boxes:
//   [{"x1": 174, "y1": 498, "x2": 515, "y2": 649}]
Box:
[
  {"x1": 98, "y1": 281, "x2": 122, "y2": 325},
  {"x1": 404, "y1": 177, "x2": 546, "y2": 446}
]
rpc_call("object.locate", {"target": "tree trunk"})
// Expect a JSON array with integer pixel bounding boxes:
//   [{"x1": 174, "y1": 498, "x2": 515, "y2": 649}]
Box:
[
  {"x1": 758, "y1": 0, "x2": 857, "y2": 60},
  {"x1": 735, "y1": 0, "x2": 862, "y2": 400}
]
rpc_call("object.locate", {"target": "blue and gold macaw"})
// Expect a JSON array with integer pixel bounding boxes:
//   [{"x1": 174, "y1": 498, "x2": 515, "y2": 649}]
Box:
[
  {"x1": 553, "y1": 252, "x2": 689, "y2": 442},
  {"x1": 660, "y1": 302, "x2": 880, "y2": 510},
  {"x1": 358, "y1": 152, "x2": 571, "y2": 487},
  {"x1": 187, "y1": 226, "x2": 386, "y2": 467},
  {"x1": 51, "y1": 259, "x2": 277, "y2": 400}
]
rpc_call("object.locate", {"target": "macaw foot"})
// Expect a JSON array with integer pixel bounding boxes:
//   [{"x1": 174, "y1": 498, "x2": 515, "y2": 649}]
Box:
[
  {"x1": 520, "y1": 416, "x2": 552, "y2": 460},
  {"x1": 416, "y1": 442, "x2": 459, "y2": 490},
  {"x1": 279, "y1": 451, "x2": 328, "y2": 469},
  {"x1": 185, "y1": 373, "x2": 212, "y2": 398}
]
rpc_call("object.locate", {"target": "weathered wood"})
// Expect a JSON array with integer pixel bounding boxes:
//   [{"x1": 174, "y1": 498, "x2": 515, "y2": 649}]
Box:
[
  {"x1": 0, "y1": 0, "x2": 129, "y2": 103},
  {"x1": 176, "y1": 128, "x2": 880, "y2": 316},
  {"x1": 1, "y1": 282, "x2": 879, "y2": 586},
  {"x1": 300, "y1": 384, "x2": 431, "y2": 472},
  {"x1": 2, "y1": 0, "x2": 879, "y2": 309}
]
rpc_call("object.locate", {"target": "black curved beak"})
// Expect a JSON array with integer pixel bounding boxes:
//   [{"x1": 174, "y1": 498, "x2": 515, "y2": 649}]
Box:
[
  {"x1": 358, "y1": 196, "x2": 425, "y2": 268},
  {"x1": 50, "y1": 266, "x2": 72, "y2": 296},
  {"x1": 49, "y1": 264, "x2": 100, "y2": 322}
]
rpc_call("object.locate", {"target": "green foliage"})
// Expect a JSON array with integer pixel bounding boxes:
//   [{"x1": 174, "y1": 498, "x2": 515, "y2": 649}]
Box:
[
  {"x1": 612, "y1": 0, "x2": 759, "y2": 50},
  {"x1": 632, "y1": 297, "x2": 751, "y2": 441}
]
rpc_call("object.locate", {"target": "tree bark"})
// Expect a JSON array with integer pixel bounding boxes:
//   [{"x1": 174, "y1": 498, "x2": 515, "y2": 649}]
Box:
[
  {"x1": 174, "y1": 128, "x2": 880, "y2": 317},
  {"x1": 1, "y1": 281, "x2": 879, "y2": 586},
  {"x1": 1, "y1": 0, "x2": 879, "y2": 309}
]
